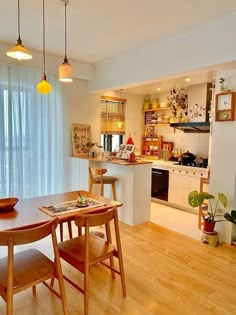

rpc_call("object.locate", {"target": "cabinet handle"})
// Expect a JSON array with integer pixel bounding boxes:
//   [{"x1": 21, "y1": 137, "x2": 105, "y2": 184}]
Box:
[
  {"x1": 186, "y1": 171, "x2": 188, "y2": 174},
  {"x1": 179, "y1": 170, "x2": 181, "y2": 173}
]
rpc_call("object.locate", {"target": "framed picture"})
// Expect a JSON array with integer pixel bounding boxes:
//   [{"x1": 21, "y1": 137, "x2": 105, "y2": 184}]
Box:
[{"x1": 71, "y1": 124, "x2": 91, "y2": 156}]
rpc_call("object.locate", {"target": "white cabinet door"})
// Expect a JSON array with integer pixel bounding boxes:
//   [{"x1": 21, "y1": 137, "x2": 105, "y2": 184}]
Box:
[{"x1": 168, "y1": 172, "x2": 200, "y2": 208}]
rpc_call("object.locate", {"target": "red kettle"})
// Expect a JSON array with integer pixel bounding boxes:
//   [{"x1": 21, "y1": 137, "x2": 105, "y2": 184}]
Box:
[{"x1": 129, "y1": 152, "x2": 136, "y2": 162}]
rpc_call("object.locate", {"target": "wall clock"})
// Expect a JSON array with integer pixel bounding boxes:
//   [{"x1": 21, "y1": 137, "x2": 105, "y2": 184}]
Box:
[{"x1": 215, "y1": 92, "x2": 235, "y2": 121}]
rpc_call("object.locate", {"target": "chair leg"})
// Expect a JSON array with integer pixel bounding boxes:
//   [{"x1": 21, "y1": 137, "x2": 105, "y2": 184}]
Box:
[
  {"x1": 112, "y1": 182, "x2": 117, "y2": 200},
  {"x1": 118, "y1": 254, "x2": 127, "y2": 297},
  {"x1": 67, "y1": 221, "x2": 73, "y2": 239},
  {"x1": 101, "y1": 183, "x2": 104, "y2": 196},
  {"x1": 32, "y1": 285, "x2": 36, "y2": 295},
  {"x1": 6, "y1": 293, "x2": 13, "y2": 315},
  {"x1": 84, "y1": 263, "x2": 89, "y2": 315},
  {"x1": 89, "y1": 181, "x2": 93, "y2": 193},
  {"x1": 59, "y1": 223, "x2": 63, "y2": 242},
  {"x1": 59, "y1": 222, "x2": 73, "y2": 242},
  {"x1": 198, "y1": 207, "x2": 203, "y2": 229}
]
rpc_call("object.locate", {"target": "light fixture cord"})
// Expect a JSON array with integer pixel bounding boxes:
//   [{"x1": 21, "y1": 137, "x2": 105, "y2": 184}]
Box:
[
  {"x1": 43, "y1": 0, "x2": 46, "y2": 76},
  {"x1": 64, "y1": 3, "x2": 68, "y2": 61},
  {"x1": 18, "y1": 0, "x2": 20, "y2": 37}
]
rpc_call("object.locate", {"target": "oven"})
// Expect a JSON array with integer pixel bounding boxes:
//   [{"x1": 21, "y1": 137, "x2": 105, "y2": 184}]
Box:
[{"x1": 151, "y1": 168, "x2": 169, "y2": 201}]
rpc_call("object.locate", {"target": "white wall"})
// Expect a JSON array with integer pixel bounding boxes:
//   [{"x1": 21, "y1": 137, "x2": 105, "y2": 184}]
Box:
[
  {"x1": 89, "y1": 11, "x2": 236, "y2": 93},
  {"x1": 61, "y1": 78, "x2": 100, "y2": 192},
  {"x1": 210, "y1": 70, "x2": 236, "y2": 243}
]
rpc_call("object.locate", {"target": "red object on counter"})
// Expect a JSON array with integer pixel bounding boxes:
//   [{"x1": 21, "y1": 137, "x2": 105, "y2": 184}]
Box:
[
  {"x1": 129, "y1": 152, "x2": 136, "y2": 162},
  {"x1": 126, "y1": 136, "x2": 134, "y2": 145}
]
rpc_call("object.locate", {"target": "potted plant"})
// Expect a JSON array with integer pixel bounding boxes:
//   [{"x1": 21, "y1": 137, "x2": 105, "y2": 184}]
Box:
[
  {"x1": 224, "y1": 210, "x2": 236, "y2": 224},
  {"x1": 188, "y1": 191, "x2": 227, "y2": 233}
]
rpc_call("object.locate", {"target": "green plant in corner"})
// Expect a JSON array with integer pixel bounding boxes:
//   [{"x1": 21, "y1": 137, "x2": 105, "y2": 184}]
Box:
[
  {"x1": 224, "y1": 210, "x2": 236, "y2": 225},
  {"x1": 188, "y1": 191, "x2": 227, "y2": 222}
]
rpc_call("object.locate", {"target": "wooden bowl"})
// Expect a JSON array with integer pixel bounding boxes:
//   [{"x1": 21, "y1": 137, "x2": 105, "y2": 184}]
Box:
[{"x1": 0, "y1": 197, "x2": 19, "y2": 212}]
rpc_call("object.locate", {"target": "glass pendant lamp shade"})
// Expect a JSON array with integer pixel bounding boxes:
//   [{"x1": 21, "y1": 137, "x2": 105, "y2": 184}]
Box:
[
  {"x1": 37, "y1": 74, "x2": 52, "y2": 94},
  {"x1": 59, "y1": 1, "x2": 73, "y2": 82},
  {"x1": 6, "y1": 0, "x2": 32, "y2": 60},
  {"x1": 6, "y1": 36, "x2": 32, "y2": 60},
  {"x1": 59, "y1": 57, "x2": 73, "y2": 82}
]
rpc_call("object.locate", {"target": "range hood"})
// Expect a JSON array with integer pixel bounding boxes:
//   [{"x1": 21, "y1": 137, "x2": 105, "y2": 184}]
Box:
[{"x1": 170, "y1": 122, "x2": 210, "y2": 133}]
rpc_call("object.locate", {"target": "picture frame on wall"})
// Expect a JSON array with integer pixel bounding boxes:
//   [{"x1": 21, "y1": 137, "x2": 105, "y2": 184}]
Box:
[{"x1": 71, "y1": 124, "x2": 91, "y2": 156}]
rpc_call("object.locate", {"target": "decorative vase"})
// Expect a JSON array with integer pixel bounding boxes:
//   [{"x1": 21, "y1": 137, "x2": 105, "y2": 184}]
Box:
[{"x1": 203, "y1": 220, "x2": 215, "y2": 233}]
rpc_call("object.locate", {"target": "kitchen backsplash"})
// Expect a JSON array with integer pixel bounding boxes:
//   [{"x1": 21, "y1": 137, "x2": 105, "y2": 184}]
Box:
[{"x1": 157, "y1": 125, "x2": 209, "y2": 160}]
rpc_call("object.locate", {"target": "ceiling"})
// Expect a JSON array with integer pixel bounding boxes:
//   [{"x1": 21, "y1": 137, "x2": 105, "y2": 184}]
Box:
[{"x1": 1, "y1": 0, "x2": 236, "y2": 94}]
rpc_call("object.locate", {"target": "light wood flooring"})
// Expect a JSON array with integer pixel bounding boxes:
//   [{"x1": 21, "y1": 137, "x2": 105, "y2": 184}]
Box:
[{"x1": 1, "y1": 218, "x2": 236, "y2": 314}]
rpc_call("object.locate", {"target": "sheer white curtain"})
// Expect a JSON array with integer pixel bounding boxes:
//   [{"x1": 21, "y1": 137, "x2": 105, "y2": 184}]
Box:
[{"x1": 0, "y1": 64, "x2": 64, "y2": 198}]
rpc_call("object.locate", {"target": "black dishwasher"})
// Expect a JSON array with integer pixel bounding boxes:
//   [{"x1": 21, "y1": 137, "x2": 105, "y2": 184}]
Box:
[{"x1": 151, "y1": 168, "x2": 169, "y2": 201}]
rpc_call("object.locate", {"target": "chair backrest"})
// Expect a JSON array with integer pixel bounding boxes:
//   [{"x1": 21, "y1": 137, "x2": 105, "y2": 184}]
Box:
[
  {"x1": 88, "y1": 167, "x2": 107, "y2": 180},
  {"x1": 0, "y1": 218, "x2": 58, "y2": 246},
  {"x1": 200, "y1": 177, "x2": 210, "y2": 193},
  {"x1": 74, "y1": 206, "x2": 117, "y2": 228}
]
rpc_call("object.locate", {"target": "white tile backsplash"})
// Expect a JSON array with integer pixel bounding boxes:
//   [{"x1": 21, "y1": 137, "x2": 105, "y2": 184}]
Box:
[{"x1": 156, "y1": 125, "x2": 209, "y2": 158}]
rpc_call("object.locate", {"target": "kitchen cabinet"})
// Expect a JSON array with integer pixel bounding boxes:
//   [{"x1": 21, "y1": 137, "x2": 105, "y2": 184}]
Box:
[{"x1": 168, "y1": 168, "x2": 207, "y2": 209}]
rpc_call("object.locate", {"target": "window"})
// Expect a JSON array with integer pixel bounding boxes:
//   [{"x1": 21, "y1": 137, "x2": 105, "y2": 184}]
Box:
[
  {"x1": 100, "y1": 96, "x2": 126, "y2": 152},
  {"x1": 0, "y1": 64, "x2": 64, "y2": 198}
]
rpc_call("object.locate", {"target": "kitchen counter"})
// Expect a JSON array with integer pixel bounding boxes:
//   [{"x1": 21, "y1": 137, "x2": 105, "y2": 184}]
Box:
[
  {"x1": 75, "y1": 154, "x2": 153, "y2": 166},
  {"x1": 71, "y1": 155, "x2": 152, "y2": 226},
  {"x1": 148, "y1": 158, "x2": 209, "y2": 177}
]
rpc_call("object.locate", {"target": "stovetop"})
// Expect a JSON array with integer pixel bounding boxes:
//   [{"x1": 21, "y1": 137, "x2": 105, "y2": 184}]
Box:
[{"x1": 173, "y1": 161, "x2": 208, "y2": 168}]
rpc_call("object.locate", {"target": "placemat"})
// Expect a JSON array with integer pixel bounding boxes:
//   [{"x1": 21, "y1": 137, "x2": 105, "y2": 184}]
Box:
[{"x1": 39, "y1": 198, "x2": 106, "y2": 216}]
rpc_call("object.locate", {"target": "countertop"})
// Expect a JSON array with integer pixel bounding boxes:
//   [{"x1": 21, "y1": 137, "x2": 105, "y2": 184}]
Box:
[
  {"x1": 71, "y1": 155, "x2": 209, "y2": 175},
  {"x1": 150, "y1": 159, "x2": 209, "y2": 178},
  {"x1": 71, "y1": 155, "x2": 153, "y2": 166}
]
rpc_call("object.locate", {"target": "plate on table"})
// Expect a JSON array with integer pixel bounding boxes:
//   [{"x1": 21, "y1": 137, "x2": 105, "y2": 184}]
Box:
[
  {"x1": 77, "y1": 203, "x2": 88, "y2": 208},
  {"x1": 0, "y1": 197, "x2": 19, "y2": 212}
]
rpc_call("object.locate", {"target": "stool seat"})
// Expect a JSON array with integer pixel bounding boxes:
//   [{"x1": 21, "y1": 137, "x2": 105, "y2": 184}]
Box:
[
  {"x1": 93, "y1": 175, "x2": 118, "y2": 184},
  {"x1": 89, "y1": 167, "x2": 118, "y2": 200}
]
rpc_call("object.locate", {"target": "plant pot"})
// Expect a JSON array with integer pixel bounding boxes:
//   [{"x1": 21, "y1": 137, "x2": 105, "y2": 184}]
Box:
[{"x1": 203, "y1": 220, "x2": 215, "y2": 233}]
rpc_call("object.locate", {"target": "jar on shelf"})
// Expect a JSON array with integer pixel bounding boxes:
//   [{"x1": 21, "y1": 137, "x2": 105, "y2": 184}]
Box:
[
  {"x1": 151, "y1": 97, "x2": 159, "y2": 109},
  {"x1": 143, "y1": 96, "x2": 151, "y2": 110}
]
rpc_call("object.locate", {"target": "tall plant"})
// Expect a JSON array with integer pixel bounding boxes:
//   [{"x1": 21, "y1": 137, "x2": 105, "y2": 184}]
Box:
[{"x1": 188, "y1": 191, "x2": 227, "y2": 222}]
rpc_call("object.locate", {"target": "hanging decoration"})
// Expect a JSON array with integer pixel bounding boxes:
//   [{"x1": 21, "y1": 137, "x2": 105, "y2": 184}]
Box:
[{"x1": 37, "y1": 0, "x2": 51, "y2": 95}]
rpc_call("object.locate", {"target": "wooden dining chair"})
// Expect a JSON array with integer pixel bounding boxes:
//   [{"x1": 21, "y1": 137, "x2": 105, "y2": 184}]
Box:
[
  {"x1": 88, "y1": 167, "x2": 118, "y2": 200},
  {"x1": 56, "y1": 206, "x2": 126, "y2": 315},
  {"x1": 0, "y1": 218, "x2": 68, "y2": 315},
  {"x1": 198, "y1": 176, "x2": 210, "y2": 229}
]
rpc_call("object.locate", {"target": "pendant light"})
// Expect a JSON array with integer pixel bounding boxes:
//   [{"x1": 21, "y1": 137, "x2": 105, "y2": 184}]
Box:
[
  {"x1": 6, "y1": 0, "x2": 32, "y2": 60},
  {"x1": 59, "y1": 0, "x2": 73, "y2": 82},
  {"x1": 37, "y1": 0, "x2": 51, "y2": 95}
]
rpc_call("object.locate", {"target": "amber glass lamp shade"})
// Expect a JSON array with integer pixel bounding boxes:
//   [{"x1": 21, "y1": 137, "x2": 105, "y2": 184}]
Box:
[
  {"x1": 59, "y1": 58, "x2": 73, "y2": 82},
  {"x1": 6, "y1": 37, "x2": 32, "y2": 60},
  {"x1": 37, "y1": 74, "x2": 52, "y2": 95}
]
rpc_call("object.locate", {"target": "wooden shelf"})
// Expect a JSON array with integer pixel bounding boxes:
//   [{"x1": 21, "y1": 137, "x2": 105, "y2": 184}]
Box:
[
  {"x1": 143, "y1": 107, "x2": 172, "y2": 113},
  {"x1": 144, "y1": 123, "x2": 170, "y2": 127}
]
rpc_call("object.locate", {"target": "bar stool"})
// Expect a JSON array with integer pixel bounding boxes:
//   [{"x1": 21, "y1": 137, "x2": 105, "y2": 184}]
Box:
[{"x1": 88, "y1": 167, "x2": 118, "y2": 200}]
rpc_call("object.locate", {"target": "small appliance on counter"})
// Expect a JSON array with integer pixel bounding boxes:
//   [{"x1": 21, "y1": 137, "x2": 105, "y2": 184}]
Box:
[
  {"x1": 173, "y1": 151, "x2": 208, "y2": 168},
  {"x1": 116, "y1": 144, "x2": 136, "y2": 160}
]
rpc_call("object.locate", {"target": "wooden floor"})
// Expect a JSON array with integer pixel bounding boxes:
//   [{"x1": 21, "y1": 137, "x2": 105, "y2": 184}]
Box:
[{"x1": 1, "y1": 221, "x2": 236, "y2": 315}]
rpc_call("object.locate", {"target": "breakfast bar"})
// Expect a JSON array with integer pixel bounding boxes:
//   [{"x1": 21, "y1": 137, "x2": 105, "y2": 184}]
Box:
[{"x1": 72, "y1": 155, "x2": 153, "y2": 226}]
